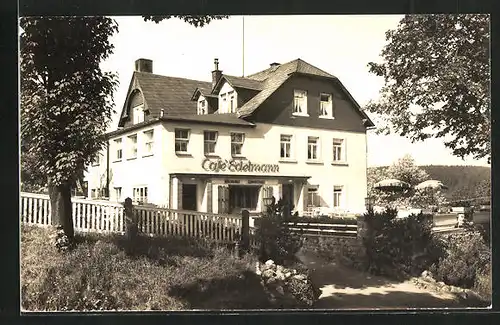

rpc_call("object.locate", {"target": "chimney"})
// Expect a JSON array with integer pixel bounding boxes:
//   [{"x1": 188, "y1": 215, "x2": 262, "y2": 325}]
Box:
[
  {"x1": 135, "y1": 58, "x2": 153, "y2": 73},
  {"x1": 212, "y1": 58, "x2": 222, "y2": 89},
  {"x1": 270, "y1": 62, "x2": 280, "y2": 68}
]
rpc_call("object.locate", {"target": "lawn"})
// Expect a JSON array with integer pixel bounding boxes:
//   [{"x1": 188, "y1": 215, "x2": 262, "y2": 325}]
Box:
[{"x1": 21, "y1": 225, "x2": 275, "y2": 311}]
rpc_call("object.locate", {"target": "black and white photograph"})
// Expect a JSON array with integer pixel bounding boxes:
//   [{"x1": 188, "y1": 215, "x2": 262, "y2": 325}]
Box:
[{"x1": 19, "y1": 14, "x2": 491, "y2": 311}]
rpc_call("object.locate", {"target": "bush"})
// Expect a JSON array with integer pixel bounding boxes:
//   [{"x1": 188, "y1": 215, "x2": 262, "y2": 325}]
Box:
[
  {"x1": 255, "y1": 199, "x2": 303, "y2": 265},
  {"x1": 362, "y1": 207, "x2": 442, "y2": 278},
  {"x1": 21, "y1": 225, "x2": 268, "y2": 311},
  {"x1": 303, "y1": 236, "x2": 367, "y2": 270},
  {"x1": 430, "y1": 231, "x2": 491, "y2": 289}
]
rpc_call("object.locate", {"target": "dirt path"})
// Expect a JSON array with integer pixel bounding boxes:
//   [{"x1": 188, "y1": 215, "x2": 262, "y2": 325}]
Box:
[{"x1": 297, "y1": 249, "x2": 485, "y2": 310}]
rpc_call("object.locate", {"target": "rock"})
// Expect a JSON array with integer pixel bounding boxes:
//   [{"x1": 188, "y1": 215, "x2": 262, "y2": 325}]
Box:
[
  {"x1": 293, "y1": 274, "x2": 307, "y2": 281},
  {"x1": 421, "y1": 270, "x2": 429, "y2": 277},
  {"x1": 284, "y1": 272, "x2": 292, "y2": 279},
  {"x1": 292, "y1": 269, "x2": 298, "y2": 275},
  {"x1": 262, "y1": 269, "x2": 275, "y2": 279},
  {"x1": 266, "y1": 277, "x2": 277, "y2": 286},
  {"x1": 276, "y1": 265, "x2": 284, "y2": 273},
  {"x1": 275, "y1": 285, "x2": 285, "y2": 296},
  {"x1": 265, "y1": 259, "x2": 275, "y2": 267}
]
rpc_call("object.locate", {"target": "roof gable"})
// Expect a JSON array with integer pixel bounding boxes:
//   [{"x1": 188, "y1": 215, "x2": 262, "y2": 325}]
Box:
[{"x1": 238, "y1": 58, "x2": 374, "y2": 127}]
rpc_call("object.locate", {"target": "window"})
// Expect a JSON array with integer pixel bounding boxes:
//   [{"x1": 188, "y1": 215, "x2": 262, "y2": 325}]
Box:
[
  {"x1": 229, "y1": 91, "x2": 235, "y2": 113},
  {"x1": 220, "y1": 93, "x2": 227, "y2": 112},
  {"x1": 307, "y1": 136, "x2": 319, "y2": 160},
  {"x1": 114, "y1": 138, "x2": 122, "y2": 161},
  {"x1": 280, "y1": 134, "x2": 292, "y2": 159},
  {"x1": 204, "y1": 131, "x2": 218, "y2": 155},
  {"x1": 293, "y1": 90, "x2": 308, "y2": 115},
  {"x1": 231, "y1": 133, "x2": 245, "y2": 156},
  {"x1": 133, "y1": 105, "x2": 144, "y2": 124},
  {"x1": 307, "y1": 187, "x2": 320, "y2": 207},
  {"x1": 114, "y1": 187, "x2": 122, "y2": 201},
  {"x1": 128, "y1": 134, "x2": 137, "y2": 159},
  {"x1": 91, "y1": 188, "x2": 97, "y2": 198},
  {"x1": 229, "y1": 185, "x2": 259, "y2": 211},
  {"x1": 175, "y1": 129, "x2": 190, "y2": 153},
  {"x1": 319, "y1": 93, "x2": 333, "y2": 117},
  {"x1": 198, "y1": 99, "x2": 207, "y2": 115},
  {"x1": 133, "y1": 186, "x2": 148, "y2": 204},
  {"x1": 333, "y1": 138, "x2": 344, "y2": 162},
  {"x1": 333, "y1": 186, "x2": 343, "y2": 208},
  {"x1": 143, "y1": 130, "x2": 154, "y2": 156}
]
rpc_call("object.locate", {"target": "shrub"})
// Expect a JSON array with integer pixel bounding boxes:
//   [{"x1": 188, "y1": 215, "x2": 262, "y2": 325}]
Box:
[
  {"x1": 21, "y1": 225, "x2": 267, "y2": 311},
  {"x1": 430, "y1": 231, "x2": 491, "y2": 289},
  {"x1": 362, "y1": 207, "x2": 442, "y2": 278},
  {"x1": 303, "y1": 236, "x2": 367, "y2": 270},
  {"x1": 255, "y1": 199, "x2": 303, "y2": 265}
]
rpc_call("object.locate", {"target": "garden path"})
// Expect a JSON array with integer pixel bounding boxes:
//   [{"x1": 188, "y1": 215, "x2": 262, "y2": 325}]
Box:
[{"x1": 296, "y1": 249, "x2": 487, "y2": 310}]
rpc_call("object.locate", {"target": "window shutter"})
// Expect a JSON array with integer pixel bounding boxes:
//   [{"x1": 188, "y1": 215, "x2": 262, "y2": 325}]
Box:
[
  {"x1": 218, "y1": 185, "x2": 229, "y2": 214},
  {"x1": 343, "y1": 138, "x2": 347, "y2": 162}
]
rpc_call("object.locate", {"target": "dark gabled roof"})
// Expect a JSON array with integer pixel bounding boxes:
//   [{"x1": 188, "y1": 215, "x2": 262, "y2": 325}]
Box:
[
  {"x1": 220, "y1": 75, "x2": 264, "y2": 91},
  {"x1": 134, "y1": 71, "x2": 212, "y2": 116},
  {"x1": 237, "y1": 58, "x2": 374, "y2": 127},
  {"x1": 238, "y1": 58, "x2": 336, "y2": 117},
  {"x1": 160, "y1": 113, "x2": 255, "y2": 127}
]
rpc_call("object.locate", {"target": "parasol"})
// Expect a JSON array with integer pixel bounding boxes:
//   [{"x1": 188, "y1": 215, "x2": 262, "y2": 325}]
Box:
[
  {"x1": 415, "y1": 180, "x2": 448, "y2": 191},
  {"x1": 373, "y1": 178, "x2": 411, "y2": 192}
]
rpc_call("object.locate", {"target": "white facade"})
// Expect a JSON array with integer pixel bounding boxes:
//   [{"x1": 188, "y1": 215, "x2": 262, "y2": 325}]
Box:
[{"x1": 85, "y1": 121, "x2": 368, "y2": 215}]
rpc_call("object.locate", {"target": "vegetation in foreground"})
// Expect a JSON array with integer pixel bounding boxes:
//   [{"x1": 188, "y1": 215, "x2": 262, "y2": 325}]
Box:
[{"x1": 21, "y1": 225, "x2": 274, "y2": 311}]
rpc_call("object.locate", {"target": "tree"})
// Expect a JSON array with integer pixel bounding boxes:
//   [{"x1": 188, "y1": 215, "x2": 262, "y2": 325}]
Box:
[
  {"x1": 143, "y1": 15, "x2": 228, "y2": 26},
  {"x1": 20, "y1": 17, "x2": 119, "y2": 240},
  {"x1": 367, "y1": 154, "x2": 446, "y2": 208},
  {"x1": 20, "y1": 16, "x2": 229, "y2": 242},
  {"x1": 367, "y1": 14, "x2": 490, "y2": 162}
]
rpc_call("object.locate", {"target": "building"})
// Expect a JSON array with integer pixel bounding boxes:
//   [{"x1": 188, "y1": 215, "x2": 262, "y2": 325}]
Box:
[{"x1": 85, "y1": 57, "x2": 375, "y2": 216}]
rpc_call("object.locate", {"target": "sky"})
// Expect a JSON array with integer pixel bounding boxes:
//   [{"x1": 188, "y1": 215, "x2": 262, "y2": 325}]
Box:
[{"x1": 100, "y1": 15, "x2": 490, "y2": 168}]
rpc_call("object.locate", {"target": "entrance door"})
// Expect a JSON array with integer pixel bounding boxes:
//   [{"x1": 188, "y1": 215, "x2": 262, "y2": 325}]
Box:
[
  {"x1": 182, "y1": 184, "x2": 197, "y2": 211},
  {"x1": 282, "y1": 183, "x2": 294, "y2": 209}
]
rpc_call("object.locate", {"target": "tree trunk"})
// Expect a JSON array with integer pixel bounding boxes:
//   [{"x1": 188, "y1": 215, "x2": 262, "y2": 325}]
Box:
[{"x1": 48, "y1": 177, "x2": 75, "y2": 239}]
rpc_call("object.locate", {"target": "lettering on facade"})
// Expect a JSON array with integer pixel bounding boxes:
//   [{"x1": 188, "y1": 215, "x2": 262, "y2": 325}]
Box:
[{"x1": 202, "y1": 158, "x2": 280, "y2": 173}]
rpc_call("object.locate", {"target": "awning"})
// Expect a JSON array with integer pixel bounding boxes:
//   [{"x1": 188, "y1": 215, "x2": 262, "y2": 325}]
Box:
[{"x1": 170, "y1": 173, "x2": 310, "y2": 182}]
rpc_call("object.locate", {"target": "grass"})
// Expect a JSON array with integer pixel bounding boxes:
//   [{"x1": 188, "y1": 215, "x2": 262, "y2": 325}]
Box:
[{"x1": 21, "y1": 225, "x2": 275, "y2": 311}]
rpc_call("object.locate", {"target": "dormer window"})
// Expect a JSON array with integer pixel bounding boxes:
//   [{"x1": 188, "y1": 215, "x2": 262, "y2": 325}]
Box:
[
  {"x1": 319, "y1": 93, "x2": 333, "y2": 118},
  {"x1": 198, "y1": 99, "x2": 207, "y2": 115},
  {"x1": 293, "y1": 90, "x2": 308, "y2": 116},
  {"x1": 229, "y1": 91, "x2": 235, "y2": 113},
  {"x1": 133, "y1": 105, "x2": 144, "y2": 124}
]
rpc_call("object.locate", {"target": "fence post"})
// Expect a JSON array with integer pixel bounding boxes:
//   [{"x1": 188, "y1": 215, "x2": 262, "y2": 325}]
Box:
[
  {"x1": 356, "y1": 214, "x2": 367, "y2": 240},
  {"x1": 123, "y1": 197, "x2": 138, "y2": 254},
  {"x1": 240, "y1": 209, "x2": 250, "y2": 253}
]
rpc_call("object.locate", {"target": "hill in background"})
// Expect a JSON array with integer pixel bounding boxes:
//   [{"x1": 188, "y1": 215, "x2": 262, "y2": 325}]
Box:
[{"x1": 368, "y1": 165, "x2": 491, "y2": 205}]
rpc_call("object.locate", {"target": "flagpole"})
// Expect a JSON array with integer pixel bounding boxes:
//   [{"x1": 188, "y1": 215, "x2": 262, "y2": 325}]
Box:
[{"x1": 242, "y1": 16, "x2": 245, "y2": 77}]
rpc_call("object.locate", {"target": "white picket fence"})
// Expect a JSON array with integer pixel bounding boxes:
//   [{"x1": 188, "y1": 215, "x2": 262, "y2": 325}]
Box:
[{"x1": 20, "y1": 192, "x2": 250, "y2": 245}]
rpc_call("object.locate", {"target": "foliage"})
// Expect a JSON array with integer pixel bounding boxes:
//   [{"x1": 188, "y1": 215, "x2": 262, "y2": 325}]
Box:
[
  {"x1": 255, "y1": 199, "x2": 303, "y2": 265},
  {"x1": 422, "y1": 165, "x2": 490, "y2": 205},
  {"x1": 362, "y1": 207, "x2": 443, "y2": 278},
  {"x1": 303, "y1": 236, "x2": 367, "y2": 270},
  {"x1": 367, "y1": 14, "x2": 490, "y2": 161},
  {"x1": 367, "y1": 154, "x2": 446, "y2": 208},
  {"x1": 286, "y1": 277, "x2": 321, "y2": 307},
  {"x1": 430, "y1": 231, "x2": 491, "y2": 289},
  {"x1": 21, "y1": 226, "x2": 276, "y2": 311},
  {"x1": 143, "y1": 15, "x2": 229, "y2": 27},
  {"x1": 20, "y1": 17, "x2": 119, "y2": 187},
  {"x1": 370, "y1": 165, "x2": 491, "y2": 205}
]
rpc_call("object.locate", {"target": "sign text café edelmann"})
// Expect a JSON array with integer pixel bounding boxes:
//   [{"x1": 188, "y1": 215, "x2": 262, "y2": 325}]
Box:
[{"x1": 201, "y1": 158, "x2": 280, "y2": 173}]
